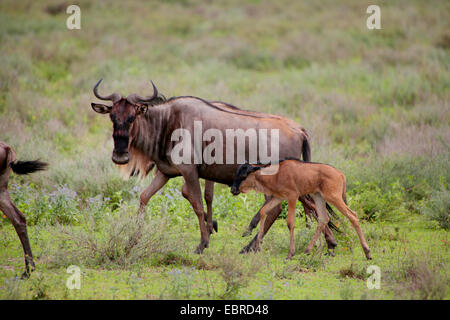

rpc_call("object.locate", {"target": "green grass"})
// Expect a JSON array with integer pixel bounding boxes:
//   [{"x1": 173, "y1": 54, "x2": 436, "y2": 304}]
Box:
[{"x1": 0, "y1": 0, "x2": 449, "y2": 299}]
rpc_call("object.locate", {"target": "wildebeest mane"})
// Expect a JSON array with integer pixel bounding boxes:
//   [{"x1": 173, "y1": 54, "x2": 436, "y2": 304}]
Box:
[
  {"x1": 166, "y1": 96, "x2": 301, "y2": 121},
  {"x1": 250, "y1": 157, "x2": 335, "y2": 168}
]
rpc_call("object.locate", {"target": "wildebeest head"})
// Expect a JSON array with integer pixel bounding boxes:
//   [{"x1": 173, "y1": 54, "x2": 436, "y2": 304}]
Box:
[
  {"x1": 91, "y1": 79, "x2": 162, "y2": 165},
  {"x1": 230, "y1": 162, "x2": 261, "y2": 195}
]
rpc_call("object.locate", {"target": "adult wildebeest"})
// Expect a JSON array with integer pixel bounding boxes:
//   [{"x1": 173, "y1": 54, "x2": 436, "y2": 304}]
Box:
[
  {"x1": 231, "y1": 159, "x2": 372, "y2": 260},
  {"x1": 0, "y1": 141, "x2": 47, "y2": 278},
  {"x1": 91, "y1": 80, "x2": 338, "y2": 253}
]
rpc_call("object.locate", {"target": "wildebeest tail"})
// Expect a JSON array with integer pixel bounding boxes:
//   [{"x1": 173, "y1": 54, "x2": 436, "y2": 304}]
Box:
[
  {"x1": 326, "y1": 203, "x2": 342, "y2": 233},
  {"x1": 302, "y1": 137, "x2": 311, "y2": 162},
  {"x1": 10, "y1": 160, "x2": 48, "y2": 175}
]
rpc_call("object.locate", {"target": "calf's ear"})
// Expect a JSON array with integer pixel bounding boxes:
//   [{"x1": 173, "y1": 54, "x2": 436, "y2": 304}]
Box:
[
  {"x1": 249, "y1": 166, "x2": 261, "y2": 174},
  {"x1": 91, "y1": 103, "x2": 111, "y2": 114}
]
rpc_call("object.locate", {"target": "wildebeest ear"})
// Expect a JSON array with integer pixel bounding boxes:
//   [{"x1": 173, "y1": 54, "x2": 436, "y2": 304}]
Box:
[
  {"x1": 91, "y1": 103, "x2": 111, "y2": 114},
  {"x1": 135, "y1": 104, "x2": 148, "y2": 115}
]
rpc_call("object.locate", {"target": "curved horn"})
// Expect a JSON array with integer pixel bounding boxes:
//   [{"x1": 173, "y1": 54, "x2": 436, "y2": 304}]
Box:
[
  {"x1": 150, "y1": 80, "x2": 158, "y2": 99},
  {"x1": 93, "y1": 79, "x2": 122, "y2": 103},
  {"x1": 129, "y1": 80, "x2": 159, "y2": 104}
]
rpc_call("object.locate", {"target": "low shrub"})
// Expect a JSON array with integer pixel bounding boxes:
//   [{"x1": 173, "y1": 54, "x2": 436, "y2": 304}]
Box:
[
  {"x1": 349, "y1": 180, "x2": 407, "y2": 221},
  {"x1": 421, "y1": 186, "x2": 450, "y2": 230}
]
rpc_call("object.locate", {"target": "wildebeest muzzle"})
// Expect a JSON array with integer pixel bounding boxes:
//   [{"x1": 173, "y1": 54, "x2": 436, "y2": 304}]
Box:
[{"x1": 112, "y1": 134, "x2": 130, "y2": 164}]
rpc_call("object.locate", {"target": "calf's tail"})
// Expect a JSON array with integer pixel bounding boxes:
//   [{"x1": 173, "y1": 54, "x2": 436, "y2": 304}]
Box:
[
  {"x1": 10, "y1": 160, "x2": 48, "y2": 175},
  {"x1": 343, "y1": 179, "x2": 347, "y2": 205}
]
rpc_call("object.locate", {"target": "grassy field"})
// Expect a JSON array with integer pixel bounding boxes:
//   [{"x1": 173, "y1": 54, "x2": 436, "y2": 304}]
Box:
[{"x1": 0, "y1": 0, "x2": 449, "y2": 300}]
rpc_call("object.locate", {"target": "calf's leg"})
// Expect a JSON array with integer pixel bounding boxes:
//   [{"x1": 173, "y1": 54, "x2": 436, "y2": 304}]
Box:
[
  {"x1": 243, "y1": 195, "x2": 338, "y2": 253},
  {"x1": 286, "y1": 198, "x2": 297, "y2": 259},
  {"x1": 324, "y1": 194, "x2": 372, "y2": 260}
]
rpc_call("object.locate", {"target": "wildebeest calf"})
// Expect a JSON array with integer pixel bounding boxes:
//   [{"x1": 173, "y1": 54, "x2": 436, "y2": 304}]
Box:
[
  {"x1": 231, "y1": 159, "x2": 371, "y2": 260},
  {"x1": 0, "y1": 141, "x2": 47, "y2": 278}
]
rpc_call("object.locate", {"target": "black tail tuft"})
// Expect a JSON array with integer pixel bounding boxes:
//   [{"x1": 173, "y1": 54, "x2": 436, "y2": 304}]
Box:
[
  {"x1": 326, "y1": 203, "x2": 342, "y2": 233},
  {"x1": 302, "y1": 138, "x2": 311, "y2": 162},
  {"x1": 10, "y1": 160, "x2": 48, "y2": 175}
]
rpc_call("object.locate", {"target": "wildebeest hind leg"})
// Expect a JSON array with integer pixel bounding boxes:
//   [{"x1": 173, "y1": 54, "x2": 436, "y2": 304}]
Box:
[
  {"x1": 204, "y1": 180, "x2": 217, "y2": 234},
  {"x1": 180, "y1": 168, "x2": 210, "y2": 254},
  {"x1": 299, "y1": 195, "x2": 337, "y2": 253},
  {"x1": 0, "y1": 192, "x2": 35, "y2": 278},
  {"x1": 304, "y1": 193, "x2": 329, "y2": 255}
]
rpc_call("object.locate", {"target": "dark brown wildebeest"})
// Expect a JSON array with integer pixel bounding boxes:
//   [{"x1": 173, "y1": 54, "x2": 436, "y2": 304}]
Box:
[
  {"x1": 91, "y1": 80, "x2": 338, "y2": 253},
  {"x1": 0, "y1": 141, "x2": 47, "y2": 278},
  {"x1": 230, "y1": 159, "x2": 372, "y2": 260}
]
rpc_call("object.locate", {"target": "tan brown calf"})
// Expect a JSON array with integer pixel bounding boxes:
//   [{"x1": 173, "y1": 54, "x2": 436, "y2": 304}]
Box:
[{"x1": 231, "y1": 159, "x2": 371, "y2": 260}]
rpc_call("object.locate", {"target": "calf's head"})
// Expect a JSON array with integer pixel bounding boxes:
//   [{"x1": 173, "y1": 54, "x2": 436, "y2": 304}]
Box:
[
  {"x1": 91, "y1": 79, "x2": 160, "y2": 164},
  {"x1": 230, "y1": 163, "x2": 261, "y2": 195}
]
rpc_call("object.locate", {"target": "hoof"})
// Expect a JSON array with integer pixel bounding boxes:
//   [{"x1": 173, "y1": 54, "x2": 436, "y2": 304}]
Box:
[
  {"x1": 326, "y1": 250, "x2": 335, "y2": 257},
  {"x1": 242, "y1": 229, "x2": 252, "y2": 237},
  {"x1": 195, "y1": 241, "x2": 209, "y2": 254},
  {"x1": 239, "y1": 245, "x2": 251, "y2": 254},
  {"x1": 20, "y1": 270, "x2": 31, "y2": 280},
  {"x1": 212, "y1": 220, "x2": 218, "y2": 233},
  {"x1": 239, "y1": 243, "x2": 259, "y2": 254},
  {"x1": 364, "y1": 248, "x2": 372, "y2": 260},
  {"x1": 327, "y1": 241, "x2": 338, "y2": 250}
]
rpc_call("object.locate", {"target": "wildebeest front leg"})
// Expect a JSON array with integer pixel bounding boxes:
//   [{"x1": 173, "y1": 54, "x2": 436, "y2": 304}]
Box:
[
  {"x1": 126, "y1": 169, "x2": 169, "y2": 254},
  {"x1": 180, "y1": 169, "x2": 210, "y2": 254},
  {"x1": 138, "y1": 169, "x2": 169, "y2": 219},
  {"x1": 241, "y1": 198, "x2": 282, "y2": 253},
  {"x1": 255, "y1": 198, "x2": 282, "y2": 252},
  {"x1": 0, "y1": 191, "x2": 34, "y2": 279},
  {"x1": 242, "y1": 194, "x2": 271, "y2": 237}
]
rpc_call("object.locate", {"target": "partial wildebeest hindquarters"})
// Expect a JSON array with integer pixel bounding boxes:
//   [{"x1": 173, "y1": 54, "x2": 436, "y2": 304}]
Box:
[
  {"x1": 231, "y1": 159, "x2": 372, "y2": 260},
  {"x1": 91, "y1": 80, "x2": 338, "y2": 253},
  {"x1": 210, "y1": 101, "x2": 340, "y2": 246},
  {"x1": 0, "y1": 141, "x2": 47, "y2": 278}
]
